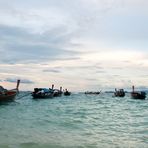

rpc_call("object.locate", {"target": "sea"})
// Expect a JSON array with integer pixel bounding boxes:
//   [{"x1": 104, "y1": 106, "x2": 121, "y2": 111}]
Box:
[{"x1": 0, "y1": 92, "x2": 147, "y2": 148}]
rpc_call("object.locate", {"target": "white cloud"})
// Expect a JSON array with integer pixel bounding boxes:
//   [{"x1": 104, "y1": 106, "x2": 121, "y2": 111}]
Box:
[{"x1": 0, "y1": 0, "x2": 148, "y2": 91}]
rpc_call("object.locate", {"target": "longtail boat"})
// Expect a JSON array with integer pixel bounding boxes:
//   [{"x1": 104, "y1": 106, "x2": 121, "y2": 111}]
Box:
[
  {"x1": 53, "y1": 85, "x2": 63, "y2": 97},
  {"x1": 0, "y1": 80, "x2": 20, "y2": 102},
  {"x1": 32, "y1": 84, "x2": 63, "y2": 99},
  {"x1": 85, "y1": 91, "x2": 101, "y2": 95},
  {"x1": 131, "y1": 86, "x2": 146, "y2": 100},
  {"x1": 114, "y1": 88, "x2": 125, "y2": 97},
  {"x1": 32, "y1": 88, "x2": 54, "y2": 99},
  {"x1": 63, "y1": 89, "x2": 71, "y2": 96}
]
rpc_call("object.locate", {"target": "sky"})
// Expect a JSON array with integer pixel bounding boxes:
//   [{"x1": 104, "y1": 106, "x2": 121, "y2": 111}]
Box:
[{"x1": 0, "y1": 0, "x2": 148, "y2": 92}]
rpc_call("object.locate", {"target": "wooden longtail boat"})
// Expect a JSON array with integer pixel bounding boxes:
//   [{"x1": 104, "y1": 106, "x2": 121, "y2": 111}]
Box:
[
  {"x1": 32, "y1": 88, "x2": 54, "y2": 99},
  {"x1": 32, "y1": 84, "x2": 63, "y2": 99},
  {"x1": 131, "y1": 86, "x2": 146, "y2": 100},
  {"x1": 0, "y1": 80, "x2": 20, "y2": 102},
  {"x1": 63, "y1": 89, "x2": 71, "y2": 96},
  {"x1": 85, "y1": 91, "x2": 101, "y2": 95},
  {"x1": 114, "y1": 88, "x2": 125, "y2": 97}
]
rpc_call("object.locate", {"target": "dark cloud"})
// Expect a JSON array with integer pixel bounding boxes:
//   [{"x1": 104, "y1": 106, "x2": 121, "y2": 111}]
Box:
[
  {"x1": 43, "y1": 69, "x2": 61, "y2": 73},
  {"x1": 139, "y1": 86, "x2": 148, "y2": 89},
  {"x1": 5, "y1": 78, "x2": 19, "y2": 83},
  {"x1": 5, "y1": 78, "x2": 34, "y2": 84},
  {"x1": 0, "y1": 25, "x2": 80, "y2": 64},
  {"x1": 19, "y1": 79, "x2": 34, "y2": 84},
  {"x1": 60, "y1": 65, "x2": 104, "y2": 71},
  {"x1": 42, "y1": 65, "x2": 105, "y2": 74}
]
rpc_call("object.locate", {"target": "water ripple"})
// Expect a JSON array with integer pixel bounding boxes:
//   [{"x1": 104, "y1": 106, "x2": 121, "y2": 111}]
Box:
[{"x1": 0, "y1": 92, "x2": 147, "y2": 147}]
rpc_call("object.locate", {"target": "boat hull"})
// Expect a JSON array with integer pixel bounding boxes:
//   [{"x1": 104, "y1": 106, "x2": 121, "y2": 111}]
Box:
[
  {"x1": 32, "y1": 93, "x2": 53, "y2": 99},
  {"x1": 64, "y1": 92, "x2": 71, "y2": 96},
  {"x1": 0, "y1": 80, "x2": 20, "y2": 102},
  {"x1": 85, "y1": 92, "x2": 100, "y2": 95},
  {"x1": 114, "y1": 92, "x2": 125, "y2": 97},
  {"x1": 131, "y1": 92, "x2": 146, "y2": 100},
  {"x1": 0, "y1": 90, "x2": 17, "y2": 102},
  {"x1": 114, "y1": 89, "x2": 125, "y2": 97}
]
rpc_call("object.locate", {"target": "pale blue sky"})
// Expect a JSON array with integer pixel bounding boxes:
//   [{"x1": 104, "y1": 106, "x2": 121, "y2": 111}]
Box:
[{"x1": 0, "y1": 0, "x2": 148, "y2": 91}]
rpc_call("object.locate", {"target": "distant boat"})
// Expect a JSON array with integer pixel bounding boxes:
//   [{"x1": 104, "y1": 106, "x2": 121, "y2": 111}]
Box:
[
  {"x1": 52, "y1": 85, "x2": 63, "y2": 97},
  {"x1": 85, "y1": 91, "x2": 101, "y2": 95},
  {"x1": 131, "y1": 86, "x2": 146, "y2": 100},
  {"x1": 32, "y1": 84, "x2": 63, "y2": 99},
  {"x1": 32, "y1": 88, "x2": 54, "y2": 99},
  {"x1": 63, "y1": 89, "x2": 71, "y2": 96},
  {"x1": 114, "y1": 88, "x2": 125, "y2": 97},
  {"x1": 0, "y1": 80, "x2": 20, "y2": 102}
]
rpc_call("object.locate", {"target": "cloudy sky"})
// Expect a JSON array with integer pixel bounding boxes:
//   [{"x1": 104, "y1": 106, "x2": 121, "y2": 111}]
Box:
[{"x1": 0, "y1": 0, "x2": 148, "y2": 91}]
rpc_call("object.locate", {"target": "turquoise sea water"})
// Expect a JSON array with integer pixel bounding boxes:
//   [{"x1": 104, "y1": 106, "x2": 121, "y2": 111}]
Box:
[{"x1": 0, "y1": 92, "x2": 147, "y2": 148}]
